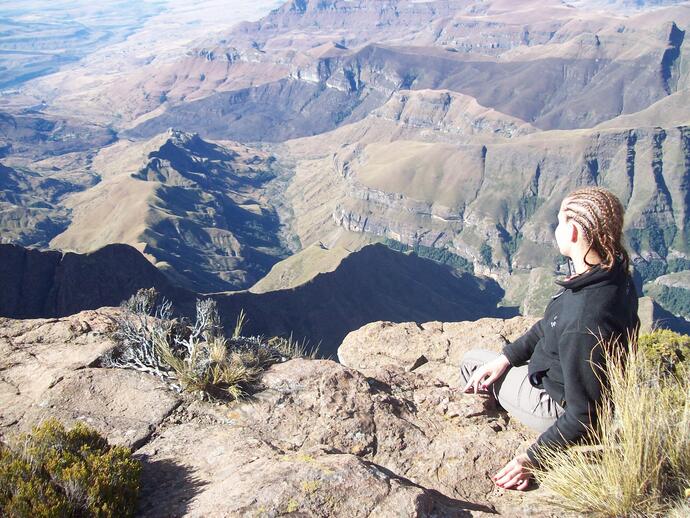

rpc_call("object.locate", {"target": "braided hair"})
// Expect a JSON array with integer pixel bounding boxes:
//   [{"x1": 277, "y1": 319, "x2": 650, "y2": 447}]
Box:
[{"x1": 561, "y1": 186, "x2": 630, "y2": 272}]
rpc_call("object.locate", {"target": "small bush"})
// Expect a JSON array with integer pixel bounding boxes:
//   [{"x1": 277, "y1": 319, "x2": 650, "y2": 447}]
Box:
[
  {"x1": 638, "y1": 329, "x2": 690, "y2": 376},
  {"x1": 533, "y1": 330, "x2": 690, "y2": 517},
  {"x1": 0, "y1": 419, "x2": 141, "y2": 518},
  {"x1": 104, "y1": 288, "x2": 314, "y2": 400}
]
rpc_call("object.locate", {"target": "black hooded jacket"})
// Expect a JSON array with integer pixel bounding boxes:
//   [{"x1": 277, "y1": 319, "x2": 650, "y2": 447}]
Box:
[{"x1": 502, "y1": 258, "x2": 639, "y2": 463}]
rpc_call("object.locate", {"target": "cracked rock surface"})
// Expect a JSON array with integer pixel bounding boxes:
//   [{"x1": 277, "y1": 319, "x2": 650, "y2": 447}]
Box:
[
  {"x1": 0, "y1": 309, "x2": 569, "y2": 516},
  {"x1": 338, "y1": 317, "x2": 539, "y2": 386}
]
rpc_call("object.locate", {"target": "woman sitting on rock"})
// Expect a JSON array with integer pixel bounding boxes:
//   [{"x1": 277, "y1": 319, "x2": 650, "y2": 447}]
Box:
[{"x1": 461, "y1": 186, "x2": 639, "y2": 491}]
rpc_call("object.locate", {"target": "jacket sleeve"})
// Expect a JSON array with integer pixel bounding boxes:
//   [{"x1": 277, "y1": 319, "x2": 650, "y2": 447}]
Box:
[
  {"x1": 526, "y1": 331, "x2": 605, "y2": 464},
  {"x1": 502, "y1": 319, "x2": 544, "y2": 367}
]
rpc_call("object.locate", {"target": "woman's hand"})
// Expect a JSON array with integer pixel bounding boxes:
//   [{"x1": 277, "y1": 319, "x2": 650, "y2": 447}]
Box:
[
  {"x1": 493, "y1": 453, "x2": 532, "y2": 491},
  {"x1": 463, "y1": 354, "x2": 511, "y2": 394}
]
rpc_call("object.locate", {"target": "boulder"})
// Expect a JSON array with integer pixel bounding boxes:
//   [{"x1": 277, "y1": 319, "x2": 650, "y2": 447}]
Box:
[
  {"x1": 338, "y1": 317, "x2": 539, "y2": 386},
  {"x1": 137, "y1": 422, "x2": 437, "y2": 517},
  {"x1": 18, "y1": 368, "x2": 181, "y2": 449},
  {"x1": 1, "y1": 309, "x2": 119, "y2": 436}
]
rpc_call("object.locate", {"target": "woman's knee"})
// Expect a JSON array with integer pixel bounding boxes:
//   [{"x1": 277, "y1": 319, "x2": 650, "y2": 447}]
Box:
[
  {"x1": 495, "y1": 367, "x2": 563, "y2": 432},
  {"x1": 460, "y1": 349, "x2": 501, "y2": 367},
  {"x1": 459, "y1": 349, "x2": 501, "y2": 384}
]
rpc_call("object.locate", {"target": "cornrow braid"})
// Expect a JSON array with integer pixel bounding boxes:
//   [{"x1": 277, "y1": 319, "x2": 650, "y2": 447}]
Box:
[{"x1": 562, "y1": 187, "x2": 630, "y2": 272}]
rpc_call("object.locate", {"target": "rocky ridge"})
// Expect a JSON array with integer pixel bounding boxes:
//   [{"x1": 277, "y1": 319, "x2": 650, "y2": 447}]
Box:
[
  {"x1": 48, "y1": 130, "x2": 289, "y2": 292},
  {"x1": 0, "y1": 242, "x2": 194, "y2": 320},
  {"x1": 0, "y1": 309, "x2": 573, "y2": 517}
]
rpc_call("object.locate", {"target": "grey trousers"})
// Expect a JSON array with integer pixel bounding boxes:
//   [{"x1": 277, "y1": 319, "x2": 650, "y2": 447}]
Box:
[{"x1": 460, "y1": 349, "x2": 564, "y2": 433}]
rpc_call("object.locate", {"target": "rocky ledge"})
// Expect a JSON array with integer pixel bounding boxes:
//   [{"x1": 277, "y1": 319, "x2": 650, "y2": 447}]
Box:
[{"x1": 0, "y1": 309, "x2": 571, "y2": 517}]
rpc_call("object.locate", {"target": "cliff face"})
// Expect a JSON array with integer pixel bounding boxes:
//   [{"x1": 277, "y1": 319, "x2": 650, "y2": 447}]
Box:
[
  {"x1": 0, "y1": 309, "x2": 572, "y2": 517},
  {"x1": 121, "y1": 1, "x2": 690, "y2": 139},
  {"x1": 0, "y1": 243, "x2": 192, "y2": 319},
  {"x1": 327, "y1": 124, "x2": 690, "y2": 269}
]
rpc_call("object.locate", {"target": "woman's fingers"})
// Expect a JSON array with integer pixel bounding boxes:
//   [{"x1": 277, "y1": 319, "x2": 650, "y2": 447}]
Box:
[
  {"x1": 475, "y1": 370, "x2": 492, "y2": 392},
  {"x1": 493, "y1": 465, "x2": 532, "y2": 490},
  {"x1": 496, "y1": 472, "x2": 524, "y2": 489},
  {"x1": 493, "y1": 461, "x2": 515, "y2": 482},
  {"x1": 484, "y1": 371, "x2": 499, "y2": 386},
  {"x1": 493, "y1": 454, "x2": 532, "y2": 491},
  {"x1": 463, "y1": 369, "x2": 487, "y2": 393},
  {"x1": 462, "y1": 370, "x2": 478, "y2": 392},
  {"x1": 472, "y1": 374, "x2": 482, "y2": 393},
  {"x1": 494, "y1": 467, "x2": 517, "y2": 486},
  {"x1": 464, "y1": 358, "x2": 508, "y2": 394},
  {"x1": 516, "y1": 478, "x2": 530, "y2": 491},
  {"x1": 498, "y1": 473, "x2": 531, "y2": 491}
]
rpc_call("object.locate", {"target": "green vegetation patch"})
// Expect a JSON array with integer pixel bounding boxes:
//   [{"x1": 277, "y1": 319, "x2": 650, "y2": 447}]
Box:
[
  {"x1": 0, "y1": 419, "x2": 141, "y2": 518},
  {"x1": 638, "y1": 329, "x2": 690, "y2": 377},
  {"x1": 382, "y1": 238, "x2": 474, "y2": 273},
  {"x1": 633, "y1": 257, "x2": 668, "y2": 283},
  {"x1": 627, "y1": 222, "x2": 678, "y2": 267},
  {"x1": 631, "y1": 256, "x2": 689, "y2": 285},
  {"x1": 668, "y1": 258, "x2": 690, "y2": 274},
  {"x1": 644, "y1": 283, "x2": 690, "y2": 321},
  {"x1": 479, "y1": 242, "x2": 492, "y2": 267}
]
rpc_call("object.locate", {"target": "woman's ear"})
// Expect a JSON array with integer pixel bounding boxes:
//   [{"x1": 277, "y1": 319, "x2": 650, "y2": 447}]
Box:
[{"x1": 569, "y1": 221, "x2": 579, "y2": 243}]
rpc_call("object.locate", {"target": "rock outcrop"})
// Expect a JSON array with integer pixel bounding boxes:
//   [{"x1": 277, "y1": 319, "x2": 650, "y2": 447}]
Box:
[
  {"x1": 637, "y1": 295, "x2": 690, "y2": 334},
  {"x1": 0, "y1": 309, "x2": 571, "y2": 517},
  {"x1": 338, "y1": 317, "x2": 539, "y2": 387},
  {"x1": 0, "y1": 243, "x2": 194, "y2": 319}
]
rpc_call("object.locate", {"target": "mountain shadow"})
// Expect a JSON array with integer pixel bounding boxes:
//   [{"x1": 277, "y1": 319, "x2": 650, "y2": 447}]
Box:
[
  {"x1": 4, "y1": 242, "x2": 688, "y2": 356},
  {"x1": 0, "y1": 243, "x2": 195, "y2": 319},
  {"x1": 213, "y1": 243, "x2": 519, "y2": 357},
  {"x1": 0, "y1": 242, "x2": 519, "y2": 355}
]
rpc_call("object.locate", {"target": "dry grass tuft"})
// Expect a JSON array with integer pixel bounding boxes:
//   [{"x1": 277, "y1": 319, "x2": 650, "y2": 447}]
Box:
[
  {"x1": 533, "y1": 330, "x2": 690, "y2": 517},
  {"x1": 104, "y1": 288, "x2": 315, "y2": 401}
]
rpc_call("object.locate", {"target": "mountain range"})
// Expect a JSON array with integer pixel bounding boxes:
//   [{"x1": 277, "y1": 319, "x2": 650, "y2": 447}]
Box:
[{"x1": 1, "y1": 0, "x2": 689, "y2": 337}]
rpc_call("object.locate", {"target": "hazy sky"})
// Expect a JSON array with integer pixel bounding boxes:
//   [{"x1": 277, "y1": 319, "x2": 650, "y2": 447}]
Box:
[
  {"x1": 0, "y1": 0, "x2": 285, "y2": 23},
  {"x1": 0, "y1": 0, "x2": 285, "y2": 91}
]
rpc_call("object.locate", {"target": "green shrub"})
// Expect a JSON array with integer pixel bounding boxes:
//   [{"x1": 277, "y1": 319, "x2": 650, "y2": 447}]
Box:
[
  {"x1": 534, "y1": 330, "x2": 690, "y2": 517},
  {"x1": 0, "y1": 419, "x2": 141, "y2": 518},
  {"x1": 638, "y1": 329, "x2": 690, "y2": 377},
  {"x1": 105, "y1": 289, "x2": 314, "y2": 401},
  {"x1": 668, "y1": 258, "x2": 690, "y2": 274},
  {"x1": 479, "y1": 242, "x2": 492, "y2": 266}
]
